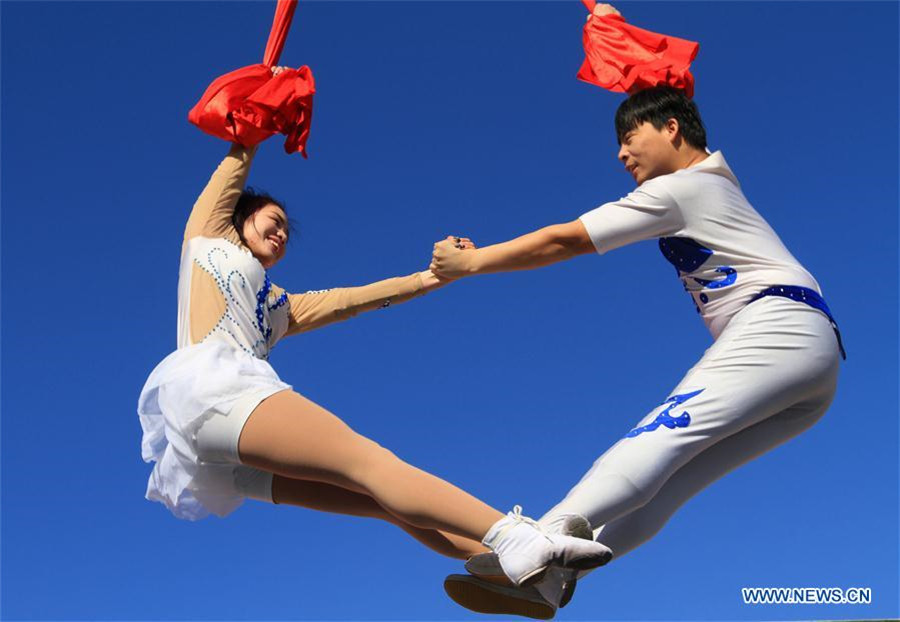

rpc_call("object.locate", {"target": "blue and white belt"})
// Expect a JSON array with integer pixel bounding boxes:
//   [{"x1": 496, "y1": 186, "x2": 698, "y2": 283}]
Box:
[{"x1": 748, "y1": 285, "x2": 846, "y2": 360}]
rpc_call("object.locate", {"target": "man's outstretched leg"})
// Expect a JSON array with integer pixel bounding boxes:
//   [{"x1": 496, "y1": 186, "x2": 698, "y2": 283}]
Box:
[
  {"x1": 447, "y1": 298, "x2": 840, "y2": 616},
  {"x1": 448, "y1": 387, "x2": 835, "y2": 617}
]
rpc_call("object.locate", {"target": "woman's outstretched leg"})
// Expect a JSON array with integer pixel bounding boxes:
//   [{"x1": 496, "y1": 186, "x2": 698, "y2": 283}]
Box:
[
  {"x1": 271, "y1": 475, "x2": 486, "y2": 559},
  {"x1": 237, "y1": 390, "x2": 612, "y2": 584},
  {"x1": 238, "y1": 390, "x2": 500, "y2": 540}
]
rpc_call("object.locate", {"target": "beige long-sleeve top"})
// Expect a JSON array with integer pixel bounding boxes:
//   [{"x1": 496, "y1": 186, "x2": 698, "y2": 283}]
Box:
[{"x1": 177, "y1": 145, "x2": 426, "y2": 358}]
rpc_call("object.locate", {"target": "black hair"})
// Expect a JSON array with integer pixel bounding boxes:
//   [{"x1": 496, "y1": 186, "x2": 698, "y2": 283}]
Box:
[
  {"x1": 232, "y1": 187, "x2": 297, "y2": 245},
  {"x1": 615, "y1": 86, "x2": 707, "y2": 150}
]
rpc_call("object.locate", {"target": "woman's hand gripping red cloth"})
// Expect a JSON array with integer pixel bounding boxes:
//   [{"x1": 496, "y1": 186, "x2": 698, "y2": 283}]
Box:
[
  {"x1": 577, "y1": 2, "x2": 699, "y2": 98},
  {"x1": 187, "y1": 0, "x2": 315, "y2": 156}
]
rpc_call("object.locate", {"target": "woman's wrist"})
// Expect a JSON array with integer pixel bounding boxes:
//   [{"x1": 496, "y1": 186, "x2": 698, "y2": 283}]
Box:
[{"x1": 419, "y1": 269, "x2": 449, "y2": 290}]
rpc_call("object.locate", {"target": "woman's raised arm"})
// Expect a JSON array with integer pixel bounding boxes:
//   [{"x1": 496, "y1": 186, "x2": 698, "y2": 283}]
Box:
[{"x1": 183, "y1": 144, "x2": 259, "y2": 247}]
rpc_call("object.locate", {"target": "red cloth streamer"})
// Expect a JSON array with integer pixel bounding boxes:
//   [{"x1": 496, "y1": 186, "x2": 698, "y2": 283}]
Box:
[
  {"x1": 263, "y1": 0, "x2": 297, "y2": 67},
  {"x1": 188, "y1": 0, "x2": 315, "y2": 156},
  {"x1": 577, "y1": 12, "x2": 699, "y2": 98}
]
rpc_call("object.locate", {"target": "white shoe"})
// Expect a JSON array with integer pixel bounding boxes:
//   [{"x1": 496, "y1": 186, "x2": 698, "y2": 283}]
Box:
[
  {"x1": 540, "y1": 514, "x2": 595, "y2": 608},
  {"x1": 482, "y1": 507, "x2": 612, "y2": 587},
  {"x1": 469, "y1": 513, "x2": 598, "y2": 606}
]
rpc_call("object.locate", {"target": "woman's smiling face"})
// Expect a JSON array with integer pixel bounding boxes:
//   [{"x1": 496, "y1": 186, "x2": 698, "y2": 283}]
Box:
[{"x1": 242, "y1": 203, "x2": 289, "y2": 268}]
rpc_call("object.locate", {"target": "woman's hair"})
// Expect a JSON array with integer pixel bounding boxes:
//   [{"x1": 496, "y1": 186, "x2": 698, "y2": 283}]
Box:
[
  {"x1": 615, "y1": 86, "x2": 707, "y2": 150},
  {"x1": 232, "y1": 187, "x2": 296, "y2": 245}
]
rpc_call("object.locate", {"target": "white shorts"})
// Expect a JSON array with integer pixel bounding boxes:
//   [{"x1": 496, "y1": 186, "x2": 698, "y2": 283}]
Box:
[
  {"x1": 139, "y1": 341, "x2": 292, "y2": 520},
  {"x1": 193, "y1": 388, "x2": 285, "y2": 504}
]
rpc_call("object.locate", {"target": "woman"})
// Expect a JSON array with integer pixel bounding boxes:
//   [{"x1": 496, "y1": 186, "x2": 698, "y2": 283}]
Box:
[{"x1": 137, "y1": 77, "x2": 613, "y2": 587}]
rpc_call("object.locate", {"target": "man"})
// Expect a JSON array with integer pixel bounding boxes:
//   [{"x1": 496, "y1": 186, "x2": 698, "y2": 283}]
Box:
[{"x1": 431, "y1": 85, "x2": 844, "y2": 619}]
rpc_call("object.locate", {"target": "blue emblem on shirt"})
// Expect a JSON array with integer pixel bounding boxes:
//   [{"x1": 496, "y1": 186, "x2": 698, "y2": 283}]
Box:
[
  {"x1": 693, "y1": 266, "x2": 737, "y2": 289},
  {"x1": 625, "y1": 389, "x2": 705, "y2": 438},
  {"x1": 659, "y1": 237, "x2": 712, "y2": 273},
  {"x1": 658, "y1": 237, "x2": 736, "y2": 309}
]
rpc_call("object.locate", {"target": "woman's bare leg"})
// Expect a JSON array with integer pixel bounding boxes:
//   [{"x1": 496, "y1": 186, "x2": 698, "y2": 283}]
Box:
[
  {"x1": 238, "y1": 390, "x2": 503, "y2": 541},
  {"x1": 272, "y1": 475, "x2": 486, "y2": 559}
]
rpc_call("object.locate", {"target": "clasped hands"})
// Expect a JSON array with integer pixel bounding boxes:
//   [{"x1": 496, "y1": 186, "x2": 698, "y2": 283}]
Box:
[{"x1": 430, "y1": 236, "x2": 479, "y2": 280}]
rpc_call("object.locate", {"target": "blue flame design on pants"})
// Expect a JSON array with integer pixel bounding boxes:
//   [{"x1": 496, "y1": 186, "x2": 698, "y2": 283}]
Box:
[{"x1": 625, "y1": 389, "x2": 705, "y2": 438}]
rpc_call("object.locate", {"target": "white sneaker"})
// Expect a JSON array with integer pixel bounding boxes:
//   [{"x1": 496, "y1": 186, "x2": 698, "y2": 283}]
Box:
[
  {"x1": 469, "y1": 513, "x2": 598, "y2": 606},
  {"x1": 540, "y1": 514, "x2": 596, "y2": 608},
  {"x1": 482, "y1": 507, "x2": 612, "y2": 587}
]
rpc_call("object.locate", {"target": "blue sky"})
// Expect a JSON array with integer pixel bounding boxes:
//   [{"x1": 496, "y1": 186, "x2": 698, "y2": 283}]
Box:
[{"x1": 2, "y1": 1, "x2": 897, "y2": 620}]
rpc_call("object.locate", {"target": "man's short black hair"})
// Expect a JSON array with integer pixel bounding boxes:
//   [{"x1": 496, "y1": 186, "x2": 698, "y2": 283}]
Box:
[{"x1": 615, "y1": 86, "x2": 707, "y2": 150}]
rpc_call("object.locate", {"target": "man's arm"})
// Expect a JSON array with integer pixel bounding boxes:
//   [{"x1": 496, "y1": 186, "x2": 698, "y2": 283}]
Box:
[{"x1": 430, "y1": 220, "x2": 595, "y2": 279}]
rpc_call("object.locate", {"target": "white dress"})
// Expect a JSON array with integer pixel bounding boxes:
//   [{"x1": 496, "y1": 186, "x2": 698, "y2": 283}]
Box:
[{"x1": 138, "y1": 236, "x2": 292, "y2": 520}]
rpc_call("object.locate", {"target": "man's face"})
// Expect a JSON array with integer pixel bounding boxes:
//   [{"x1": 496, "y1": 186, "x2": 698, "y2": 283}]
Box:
[{"x1": 617, "y1": 120, "x2": 678, "y2": 185}]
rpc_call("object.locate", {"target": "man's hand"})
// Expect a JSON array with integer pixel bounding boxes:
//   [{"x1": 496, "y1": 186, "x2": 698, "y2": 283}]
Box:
[{"x1": 431, "y1": 236, "x2": 479, "y2": 280}]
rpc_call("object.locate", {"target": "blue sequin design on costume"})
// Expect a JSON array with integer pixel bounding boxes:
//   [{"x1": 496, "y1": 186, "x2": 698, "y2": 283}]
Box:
[
  {"x1": 658, "y1": 237, "x2": 736, "y2": 311},
  {"x1": 693, "y1": 266, "x2": 737, "y2": 289},
  {"x1": 203, "y1": 247, "x2": 248, "y2": 304},
  {"x1": 625, "y1": 389, "x2": 705, "y2": 438},
  {"x1": 659, "y1": 237, "x2": 712, "y2": 273},
  {"x1": 194, "y1": 247, "x2": 258, "y2": 356},
  {"x1": 255, "y1": 274, "x2": 288, "y2": 343}
]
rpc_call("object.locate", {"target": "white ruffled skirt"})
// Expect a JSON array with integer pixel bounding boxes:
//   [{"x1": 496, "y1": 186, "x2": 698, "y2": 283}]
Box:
[{"x1": 138, "y1": 340, "x2": 291, "y2": 520}]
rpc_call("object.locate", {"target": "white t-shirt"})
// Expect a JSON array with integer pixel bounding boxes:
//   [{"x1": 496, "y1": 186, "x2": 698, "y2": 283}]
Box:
[{"x1": 579, "y1": 151, "x2": 821, "y2": 338}]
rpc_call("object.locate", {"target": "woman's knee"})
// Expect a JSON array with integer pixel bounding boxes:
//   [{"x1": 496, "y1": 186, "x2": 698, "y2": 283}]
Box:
[{"x1": 342, "y1": 440, "x2": 404, "y2": 488}]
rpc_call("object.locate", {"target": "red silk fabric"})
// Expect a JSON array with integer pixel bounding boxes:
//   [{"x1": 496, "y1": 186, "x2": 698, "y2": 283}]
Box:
[
  {"x1": 577, "y1": 13, "x2": 699, "y2": 98},
  {"x1": 263, "y1": 0, "x2": 297, "y2": 67},
  {"x1": 188, "y1": 0, "x2": 316, "y2": 156}
]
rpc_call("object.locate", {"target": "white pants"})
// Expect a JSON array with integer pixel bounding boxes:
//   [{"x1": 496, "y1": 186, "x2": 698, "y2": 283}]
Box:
[{"x1": 540, "y1": 296, "x2": 841, "y2": 561}]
